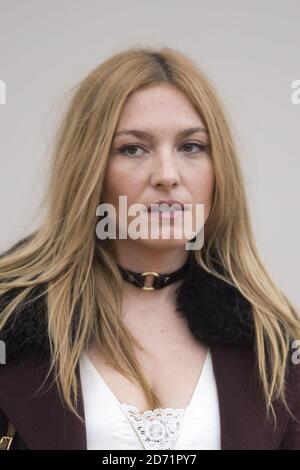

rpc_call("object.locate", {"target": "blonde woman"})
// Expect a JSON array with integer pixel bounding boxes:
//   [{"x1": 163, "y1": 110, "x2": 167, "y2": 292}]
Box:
[{"x1": 0, "y1": 46, "x2": 300, "y2": 450}]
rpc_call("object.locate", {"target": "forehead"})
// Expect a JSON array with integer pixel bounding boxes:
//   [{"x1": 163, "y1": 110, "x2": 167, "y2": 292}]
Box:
[{"x1": 116, "y1": 84, "x2": 206, "y2": 133}]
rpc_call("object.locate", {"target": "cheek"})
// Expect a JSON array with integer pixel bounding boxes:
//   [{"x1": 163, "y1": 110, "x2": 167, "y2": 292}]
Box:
[
  {"x1": 102, "y1": 162, "x2": 120, "y2": 207},
  {"x1": 102, "y1": 162, "x2": 142, "y2": 206}
]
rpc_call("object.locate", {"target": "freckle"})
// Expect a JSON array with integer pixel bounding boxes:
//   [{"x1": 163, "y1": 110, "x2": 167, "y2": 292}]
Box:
[{"x1": 160, "y1": 329, "x2": 164, "y2": 333}]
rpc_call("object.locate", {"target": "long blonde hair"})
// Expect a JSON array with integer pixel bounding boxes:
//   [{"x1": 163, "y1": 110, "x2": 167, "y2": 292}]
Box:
[{"x1": 1, "y1": 46, "x2": 299, "y2": 427}]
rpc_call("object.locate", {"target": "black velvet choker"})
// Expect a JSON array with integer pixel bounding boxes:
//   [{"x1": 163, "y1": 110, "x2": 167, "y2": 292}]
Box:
[{"x1": 117, "y1": 255, "x2": 192, "y2": 291}]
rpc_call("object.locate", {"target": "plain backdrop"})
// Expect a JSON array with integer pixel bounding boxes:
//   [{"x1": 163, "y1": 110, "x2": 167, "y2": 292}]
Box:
[{"x1": 0, "y1": 0, "x2": 299, "y2": 310}]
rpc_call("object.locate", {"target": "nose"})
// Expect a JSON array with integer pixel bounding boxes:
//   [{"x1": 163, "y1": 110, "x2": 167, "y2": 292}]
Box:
[{"x1": 150, "y1": 152, "x2": 181, "y2": 189}]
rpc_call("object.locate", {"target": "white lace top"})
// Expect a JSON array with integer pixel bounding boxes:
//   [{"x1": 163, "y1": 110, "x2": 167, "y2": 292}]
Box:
[{"x1": 79, "y1": 348, "x2": 221, "y2": 450}]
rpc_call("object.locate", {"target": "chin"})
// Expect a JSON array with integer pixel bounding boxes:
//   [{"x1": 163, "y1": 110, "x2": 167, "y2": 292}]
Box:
[{"x1": 136, "y1": 236, "x2": 188, "y2": 251}]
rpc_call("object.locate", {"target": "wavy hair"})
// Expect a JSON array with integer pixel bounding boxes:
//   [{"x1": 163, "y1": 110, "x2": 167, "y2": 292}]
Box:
[{"x1": 0, "y1": 45, "x2": 300, "y2": 427}]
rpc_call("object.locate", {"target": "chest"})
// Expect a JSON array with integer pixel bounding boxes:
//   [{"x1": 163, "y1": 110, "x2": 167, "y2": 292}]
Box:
[{"x1": 87, "y1": 312, "x2": 208, "y2": 413}]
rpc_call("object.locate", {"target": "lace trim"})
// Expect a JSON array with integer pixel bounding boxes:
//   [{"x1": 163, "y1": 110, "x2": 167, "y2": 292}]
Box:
[{"x1": 120, "y1": 403, "x2": 186, "y2": 450}]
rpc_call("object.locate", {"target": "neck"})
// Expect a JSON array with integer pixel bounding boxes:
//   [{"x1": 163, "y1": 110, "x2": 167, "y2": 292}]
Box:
[
  {"x1": 113, "y1": 241, "x2": 189, "y2": 303},
  {"x1": 114, "y1": 238, "x2": 190, "y2": 274},
  {"x1": 122, "y1": 276, "x2": 185, "y2": 304}
]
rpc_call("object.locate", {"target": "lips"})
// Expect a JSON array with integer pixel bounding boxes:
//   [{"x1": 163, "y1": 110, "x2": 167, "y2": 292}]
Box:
[{"x1": 147, "y1": 200, "x2": 185, "y2": 212}]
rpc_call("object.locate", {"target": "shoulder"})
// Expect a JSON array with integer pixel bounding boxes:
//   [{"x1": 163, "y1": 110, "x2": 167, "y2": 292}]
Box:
[
  {"x1": 0, "y1": 289, "x2": 49, "y2": 364},
  {"x1": 0, "y1": 238, "x2": 49, "y2": 363}
]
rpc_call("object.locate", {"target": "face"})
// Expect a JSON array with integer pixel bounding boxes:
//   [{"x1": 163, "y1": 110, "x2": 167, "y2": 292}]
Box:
[{"x1": 101, "y1": 84, "x2": 215, "y2": 255}]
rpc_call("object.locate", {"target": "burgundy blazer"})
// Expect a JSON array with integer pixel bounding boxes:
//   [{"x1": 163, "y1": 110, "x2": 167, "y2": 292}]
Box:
[{"x1": 0, "y1": 343, "x2": 299, "y2": 450}]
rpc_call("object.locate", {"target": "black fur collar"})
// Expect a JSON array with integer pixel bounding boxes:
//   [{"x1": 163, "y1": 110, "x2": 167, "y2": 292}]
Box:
[
  {"x1": 0, "y1": 253, "x2": 255, "y2": 363},
  {"x1": 175, "y1": 255, "x2": 255, "y2": 348}
]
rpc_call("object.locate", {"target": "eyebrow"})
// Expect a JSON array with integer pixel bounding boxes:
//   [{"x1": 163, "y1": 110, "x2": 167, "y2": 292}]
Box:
[{"x1": 113, "y1": 126, "x2": 208, "y2": 140}]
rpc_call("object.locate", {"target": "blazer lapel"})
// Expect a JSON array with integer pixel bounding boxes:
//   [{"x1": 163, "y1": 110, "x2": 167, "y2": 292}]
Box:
[
  {"x1": 210, "y1": 343, "x2": 289, "y2": 450},
  {"x1": 0, "y1": 350, "x2": 86, "y2": 450}
]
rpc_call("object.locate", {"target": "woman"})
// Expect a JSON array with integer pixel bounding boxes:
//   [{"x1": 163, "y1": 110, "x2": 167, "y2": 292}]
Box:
[{"x1": 0, "y1": 46, "x2": 300, "y2": 450}]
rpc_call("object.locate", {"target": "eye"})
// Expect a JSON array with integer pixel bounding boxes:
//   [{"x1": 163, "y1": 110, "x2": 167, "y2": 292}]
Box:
[
  {"x1": 116, "y1": 145, "x2": 145, "y2": 157},
  {"x1": 180, "y1": 142, "x2": 209, "y2": 154}
]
